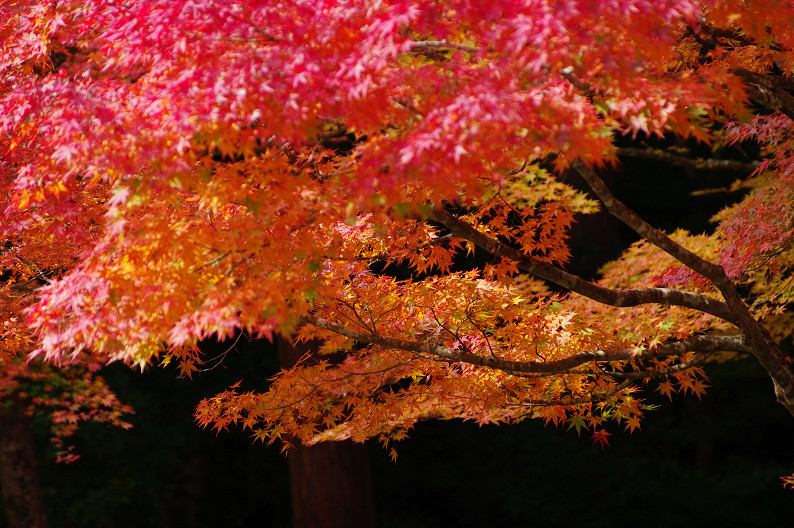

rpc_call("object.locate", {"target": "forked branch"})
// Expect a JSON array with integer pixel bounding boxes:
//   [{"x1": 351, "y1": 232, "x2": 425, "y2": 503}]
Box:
[{"x1": 571, "y1": 160, "x2": 794, "y2": 417}]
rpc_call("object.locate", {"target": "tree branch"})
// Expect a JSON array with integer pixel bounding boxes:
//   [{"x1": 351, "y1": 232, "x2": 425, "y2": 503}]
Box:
[
  {"x1": 572, "y1": 160, "x2": 728, "y2": 282},
  {"x1": 409, "y1": 40, "x2": 480, "y2": 53},
  {"x1": 429, "y1": 208, "x2": 737, "y2": 324},
  {"x1": 301, "y1": 313, "x2": 748, "y2": 376},
  {"x1": 618, "y1": 147, "x2": 760, "y2": 173},
  {"x1": 571, "y1": 160, "x2": 794, "y2": 418}
]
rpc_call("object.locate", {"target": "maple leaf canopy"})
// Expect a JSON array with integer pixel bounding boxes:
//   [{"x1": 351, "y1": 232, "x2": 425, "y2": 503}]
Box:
[
  {"x1": 0, "y1": 140, "x2": 131, "y2": 462},
  {"x1": 2, "y1": 0, "x2": 794, "y2": 460}
]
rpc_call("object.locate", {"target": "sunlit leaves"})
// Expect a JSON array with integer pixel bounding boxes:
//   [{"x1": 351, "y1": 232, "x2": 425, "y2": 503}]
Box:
[{"x1": 3, "y1": 0, "x2": 794, "y2": 462}]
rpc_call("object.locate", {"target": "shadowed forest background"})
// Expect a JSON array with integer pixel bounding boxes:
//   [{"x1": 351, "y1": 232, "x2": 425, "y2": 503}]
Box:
[{"x1": 5, "y1": 147, "x2": 794, "y2": 527}]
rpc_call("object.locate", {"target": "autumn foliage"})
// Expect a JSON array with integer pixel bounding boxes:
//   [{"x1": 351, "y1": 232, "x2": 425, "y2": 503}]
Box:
[
  {"x1": 0, "y1": 162, "x2": 131, "y2": 461},
  {"x1": 2, "y1": 0, "x2": 793, "y2": 476}
]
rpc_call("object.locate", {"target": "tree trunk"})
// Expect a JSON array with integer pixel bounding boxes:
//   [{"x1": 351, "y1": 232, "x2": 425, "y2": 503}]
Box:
[
  {"x1": 0, "y1": 401, "x2": 49, "y2": 528},
  {"x1": 277, "y1": 337, "x2": 376, "y2": 528}
]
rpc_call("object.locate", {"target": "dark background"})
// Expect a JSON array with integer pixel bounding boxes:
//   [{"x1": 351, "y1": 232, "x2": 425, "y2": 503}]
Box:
[
  {"x1": 10, "y1": 152, "x2": 794, "y2": 527},
  {"x1": 31, "y1": 348, "x2": 794, "y2": 527}
]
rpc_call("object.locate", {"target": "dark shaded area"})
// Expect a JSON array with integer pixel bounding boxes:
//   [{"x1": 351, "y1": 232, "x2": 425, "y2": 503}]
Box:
[
  {"x1": 0, "y1": 401, "x2": 49, "y2": 528},
  {"x1": 30, "y1": 341, "x2": 292, "y2": 528},
  {"x1": 286, "y1": 441, "x2": 375, "y2": 528},
  {"x1": 373, "y1": 358, "x2": 794, "y2": 527},
  {"x1": 10, "y1": 351, "x2": 794, "y2": 528}
]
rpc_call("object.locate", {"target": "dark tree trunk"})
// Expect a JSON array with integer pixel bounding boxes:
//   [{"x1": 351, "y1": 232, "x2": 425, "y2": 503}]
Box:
[
  {"x1": 0, "y1": 401, "x2": 49, "y2": 528},
  {"x1": 278, "y1": 337, "x2": 376, "y2": 528}
]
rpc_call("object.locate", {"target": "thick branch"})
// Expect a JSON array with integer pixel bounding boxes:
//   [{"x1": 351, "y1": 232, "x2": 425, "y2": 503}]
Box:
[
  {"x1": 429, "y1": 208, "x2": 737, "y2": 323},
  {"x1": 572, "y1": 160, "x2": 794, "y2": 418},
  {"x1": 572, "y1": 161, "x2": 729, "y2": 281},
  {"x1": 301, "y1": 313, "x2": 747, "y2": 376}
]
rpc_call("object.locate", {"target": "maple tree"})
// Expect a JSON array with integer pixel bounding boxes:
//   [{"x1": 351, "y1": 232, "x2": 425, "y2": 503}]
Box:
[{"x1": 2, "y1": 0, "x2": 794, "y2": 488}]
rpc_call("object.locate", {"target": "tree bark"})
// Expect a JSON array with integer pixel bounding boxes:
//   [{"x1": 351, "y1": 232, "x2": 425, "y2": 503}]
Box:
[
  {"x1": 278, "y1": 337, "x2": 376, "y2": 528},
  {"x1": 0, "y1": 401, "x2": 49, "y2": 528}
]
